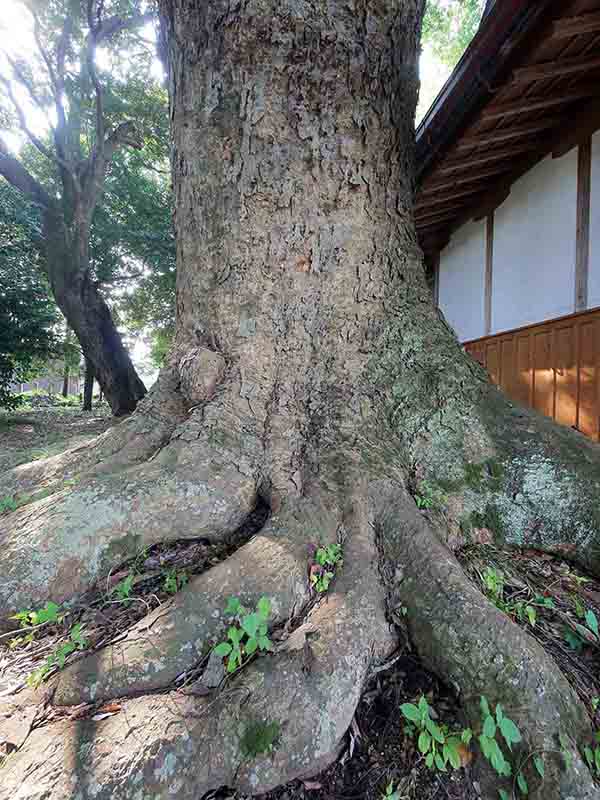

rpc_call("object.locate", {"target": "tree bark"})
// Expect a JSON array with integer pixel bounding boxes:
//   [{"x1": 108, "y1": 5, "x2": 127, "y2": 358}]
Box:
[
  {"x1": 43, "y1": 210, "x2": 146, "y2": 417},
  {"x1": 1, "y1": 2, "x2": 600, "y2": 799},
  {"x1": 61, "y1": 362, "x2": 69, "y2": 397},
  {"x1": 82, "y1": 357, "x2": 94, "y2": 411}
]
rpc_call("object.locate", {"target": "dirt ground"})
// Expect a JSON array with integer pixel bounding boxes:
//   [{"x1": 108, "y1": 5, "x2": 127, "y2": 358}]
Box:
[{"x1": 0, "y1": 405, "x2": 114, "y2": 475}]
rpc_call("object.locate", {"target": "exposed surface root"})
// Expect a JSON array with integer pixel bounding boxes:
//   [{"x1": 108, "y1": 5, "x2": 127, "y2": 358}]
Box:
[
  {"x1": 0, "y1": 495, "x2": 396, "y2": 798},
  {"x1": 458, "y1": 544, "x2": 600, "y2": 722},
  {"x1": 375, "y1": 482, "x2": 600, "y2": 800},
  {"x1": 0, "y1": 438, "x2": 258, "y2": 627},
  {"x1": 53, "y1": 529, "x2": 311, "y2": 705}
]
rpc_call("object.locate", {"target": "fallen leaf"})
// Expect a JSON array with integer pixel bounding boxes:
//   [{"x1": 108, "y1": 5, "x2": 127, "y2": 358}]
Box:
[
  {"x1": 277, "y1": 623, "x2": 317, "y2": 653},
  {"x1": 97, "y1": 702, "x2": 121, "y2": 714}
]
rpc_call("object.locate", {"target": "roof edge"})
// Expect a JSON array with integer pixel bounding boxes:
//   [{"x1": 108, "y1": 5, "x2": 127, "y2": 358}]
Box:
[{"x1": 415, "y1": 0, "x2": 554, "y2": 182}]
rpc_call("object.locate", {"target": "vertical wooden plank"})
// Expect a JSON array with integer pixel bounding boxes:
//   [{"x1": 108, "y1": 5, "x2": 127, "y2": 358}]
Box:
[
  {"x1": 487, "y1": 343, "x2": 500, "y2": 386},
  {"x1": 514, "y1": 333, "x2": 531, "y2": 407},
  {"x1": 500, "y1": 337, "x2": 514, "y2": 395},
  {"x1": 555, "y1": 324, "x2": 577, "y2": 428},
  {"x1": 533, "y1": 330, "x2": 554, "y2": 419},
  {"x1": 578, "y1": 318, "x2": 599, "y2": 440},
  {"x1": 484, "y1": 213, "x2": 494, "y2": 335},
  {"x1": 575, "y1": 139, "x2": 591, "y2": 312}
]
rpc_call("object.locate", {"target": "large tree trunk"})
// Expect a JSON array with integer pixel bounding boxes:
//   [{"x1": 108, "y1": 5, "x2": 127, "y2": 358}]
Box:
[
  {"x1": 44, "y1": 212, "x2": 147, "y2": 417},
  {"x1": 1, "y1": 3, "x2": 600, "y2": 799}
]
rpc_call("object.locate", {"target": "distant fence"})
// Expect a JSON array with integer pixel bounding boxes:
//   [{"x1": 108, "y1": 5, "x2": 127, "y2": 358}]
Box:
[
  {"x1": 10, "y1": 375, "x2": 81, "y2": 396},
  {"x1": 464, "y1": 307, "x2": 600, "y2": 441}
]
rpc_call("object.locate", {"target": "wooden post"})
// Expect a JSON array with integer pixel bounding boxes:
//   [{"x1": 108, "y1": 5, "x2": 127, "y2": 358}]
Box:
[
  {"x1": 575, "y1": 139, "x2": 591, "y2": 312},
  {"x1": 484, "y1": 213, "x2": 494, "y2": 335}
]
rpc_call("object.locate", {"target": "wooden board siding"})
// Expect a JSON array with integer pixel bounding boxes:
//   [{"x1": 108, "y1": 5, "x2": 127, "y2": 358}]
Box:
[{"x1": 464, "y1": 307, "x2": 600, "y2": 440}]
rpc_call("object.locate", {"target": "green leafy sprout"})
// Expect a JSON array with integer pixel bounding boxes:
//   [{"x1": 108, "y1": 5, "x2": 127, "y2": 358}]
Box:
[
  {"x1": 27, "y1": 623, "x2": 88, "y2": 688},
  {"x1": 163, "y1": 568, "x2": 188, "y2": 595},
  {"x1": 400, "y1": 695, "x2": 464, "y2": 772},
  {"x1": 213, "y1": 596, "x2": 273, "y2": 673},
  {"x1": 310, "y1": 543, "x2": 343, "y2": 593},
  {"x1": 414, "y1": 480, "x2": 447, "y2": 511},
  {"x1": 382, "y1": 781, "x2": 401, "y2": 800}
]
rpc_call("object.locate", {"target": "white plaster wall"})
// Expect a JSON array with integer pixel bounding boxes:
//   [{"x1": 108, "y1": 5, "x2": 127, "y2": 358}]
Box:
[
  {"x1": 589, "y1": 131, "x2": 600, "y2": 309},
  {"x1": 492, "y1": 150, "x2": 577, "y2": 334},
  {"x1": 438, "y1": 219, "x2": 486, "y2": 342}
]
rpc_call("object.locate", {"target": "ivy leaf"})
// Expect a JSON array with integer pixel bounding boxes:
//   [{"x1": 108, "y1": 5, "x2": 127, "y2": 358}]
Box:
[
  {"x1": 480, "y1": 696, "x2": 490, "y2": 717},
  {"x1": 258, "y1": 635, "x2": 272, "y2": 650},
  {"x1": 418, "y1": 731, "x2": 432, "y2": 754},
  {"x1": 586, "y1": 609, "x2": 599, "y2": 637},
  {"x1": 461, "y1": 728, "x2": 473, "y2": 745},
  {"x1": 245, "y1": 637, "x2": 258, "y2": 655},
  {"x1": 483, "y1": 715, "x2": 496, "y2": 739},
  {"x1": 533, "y1": 755, "x2": 545, "y2": 778},
  {"x1": 400, "y1": 704, "x2": 421, "y2": 724},
  {"x1": 214, "y1": 642, "x2": 232, "y2": 657},
  {"x1": 498, "y1": 790, "x2": 510, "y2": 800},
  {"x1": 241, "y1": 613, "x2": 261, "y2": 639},
  {"x1": 425, "y1": 751, "x2": 434, "y2": 769},
  {"x1": 425, "y1": 716, "x2": 445, "y2": 743},
  {"x1": 257, "y1": 596, "x2": 271, "y2": 620},
  {"x1": 224, "y1": 597, "x2": 241, "y2": 616},
  {"x1": 435, "y1": 752, "x2": 447, "y2": 771},
  {"x1": 517, "y1": 771, "x2": 528, "y2": 795},
  {"x1": 499, "y1": 716, "x2": 522, "y2": 750}
]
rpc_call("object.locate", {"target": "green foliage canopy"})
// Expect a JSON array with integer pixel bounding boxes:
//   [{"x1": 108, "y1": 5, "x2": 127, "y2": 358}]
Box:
[{"x1": 0, "y1": 182, "x2": 58, "y2": 407}]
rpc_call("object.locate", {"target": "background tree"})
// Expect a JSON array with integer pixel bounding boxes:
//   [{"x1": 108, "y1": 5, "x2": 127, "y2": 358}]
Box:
[
  {"x1": 1, "y1": 2, "x2": 600, "y2": 799},
  {"x1": 0, "y1": 0, "x2": 157, "y2": 415},
  {"x1": 422, "y1": 0, "x2": 485, "y2": 70},
  {"x1": 0, "y1": 181, "x2": 58, "y2": 408}
]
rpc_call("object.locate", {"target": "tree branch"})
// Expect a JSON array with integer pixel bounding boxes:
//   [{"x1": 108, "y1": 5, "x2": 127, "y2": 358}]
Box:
[
  {"x1": 0, "y1": 71, "x2": 56, "y2": 164},
  {"x1": 0, "y1": 138, "x2": 50, "y2": 207}
]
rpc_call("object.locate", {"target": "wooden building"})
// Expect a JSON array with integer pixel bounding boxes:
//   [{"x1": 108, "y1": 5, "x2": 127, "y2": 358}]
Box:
[{"x1": 416, "y1": 0, "x2": 600, "y2": 440}]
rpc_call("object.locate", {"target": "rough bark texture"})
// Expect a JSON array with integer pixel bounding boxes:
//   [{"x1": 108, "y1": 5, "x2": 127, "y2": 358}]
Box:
[
  {"x1": 1, "y1": 2, "x2": 600, "y2": 799},
  {"x1": 44, "y1": 211, "x2": 147, "y2": 417}
]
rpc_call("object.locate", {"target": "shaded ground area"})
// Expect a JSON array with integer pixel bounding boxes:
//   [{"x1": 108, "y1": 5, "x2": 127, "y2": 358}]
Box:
[{"x1": 0, "y1": 404, "x2": 113, "y2": 476}]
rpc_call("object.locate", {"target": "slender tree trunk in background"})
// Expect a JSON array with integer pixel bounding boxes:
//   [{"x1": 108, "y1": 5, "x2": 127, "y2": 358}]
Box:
[
  {"x1": 61, "y1": 363, "x2": 69, "y2": 398},
  {"x1": 44, "y1": 212, "x2": 146, "y2": 417},
  {"x1": 82, "y1": 357, "x2": 94, "y2": 411},
  {"x1": 1, "y1": 3, "x2": 600, "y2": 799}
]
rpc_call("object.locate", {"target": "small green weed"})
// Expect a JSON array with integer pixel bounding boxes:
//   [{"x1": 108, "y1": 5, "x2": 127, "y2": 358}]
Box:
[
  {"x1": 381, "y1": 781, "x2": 401, "y2": 800},
  {"x1": 477, "y1": 695, "x2": 521, "y2": 780},
  {"x1": 583, "y1": 731, "x2": 600, "y2": 777},
  {"x1": 9, "y1": 601, "x2": 64, "y2": 649},
  {"x1": 0, "y1": 495, "x2": 18, "y2": 514},
  {"x1": 239, "y1": 719, "x2": 280, "y2": 758},
  {"x1": 214, "y1": 596, "x2": 273, "y2": 673},
  {"x1": 479, "y1": 568, "x2": 553, "y2": 629},
  {"x1": 27, "y1": 623, "x2": 88, "y2": 687},
  {"x1": 414, "y1": 481, "x2": 447, "y2": 511},
  {"x1": 310, "y1": 543, "x2": 343, "y2": 593},
  {"x1": 592, "y1": 697, "x2": 599, "y2": 714},
  {"x1": 400, "y1": 695, "x2": 464, "y2": 771},
  {"x1": 163, "y1": 568, "x2": 188, "y2": 595},
  {"x1": 563, "y1": 607, "x2": 598, "y2": 652},
  {"x1": 112, "y1": 573, "x2": 135, "y2": 603}
]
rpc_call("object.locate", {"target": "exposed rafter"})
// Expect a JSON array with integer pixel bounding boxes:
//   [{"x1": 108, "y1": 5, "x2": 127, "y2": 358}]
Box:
[
  {"x1": 552, "y1": 12, "x2": 600, "y2": 39},
  {"x1": 456, "y1": 118, "x2": 562, "y2": 150},
  {"x1": 512, "y1": 54, "x2": 600, "y2": 83},
  {"x1": 438, "y1": 142, "x2": 537, "y2": 175},
  {"x1": 481, "y1": 86, "x2": 599, "y2": 120}
]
